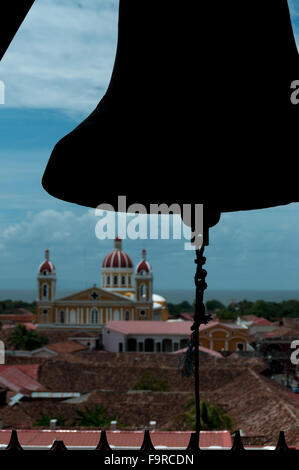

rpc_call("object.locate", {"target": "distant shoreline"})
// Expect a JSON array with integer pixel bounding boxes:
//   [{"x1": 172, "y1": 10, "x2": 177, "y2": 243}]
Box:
[{"x1": 1, "y1": 289, "x2": 299, "y2": 306}]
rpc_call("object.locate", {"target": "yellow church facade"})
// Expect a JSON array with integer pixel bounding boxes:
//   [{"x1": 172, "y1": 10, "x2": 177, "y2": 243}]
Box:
[{"x1": 36, "y1": 239, "x2": 168, "y2": 330}]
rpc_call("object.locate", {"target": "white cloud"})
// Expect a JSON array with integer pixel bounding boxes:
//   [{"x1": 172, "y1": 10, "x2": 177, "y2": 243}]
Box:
[{"x1": 1, "y1": 0, "x2": 119, "y2": 115}]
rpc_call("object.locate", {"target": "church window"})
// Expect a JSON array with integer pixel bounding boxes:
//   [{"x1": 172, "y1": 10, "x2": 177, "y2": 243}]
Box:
[
  {"x1": 42, "y1": 284, "x2": 48, "y2": 298},
  {"x1": 43, "y1": 270, "x2": 47, "y2": 276},
  {"x1": 128, "y1": 276, "x2": 131, "y2": 285},
  {"x1": 122, "y1": 276, "x2": 126, "y2": 285},
  {"x1": 114, "y1": 276, "x2": 118, "y2": 286},
  {"x1": 139, "y1": 310, "x2": 147, "y2": 320},
  {"x1": 140, "y1": 284, "x2": 147, "y2": 299},
  {"x1": 107, "y1": 276, "x2": 110, "y2": 286},
  {"x1": 42, "y1": 309, "x2": 48, "y2": 315},
  {"x1": 125, "y1": 311, "x2": 130, "y2": 321},
  {"x1": 91, "y1": 309, "x2": 99, "y2": 325},
  {"x1": 60, "y1": 310, "x2": 65, "y2": 323}
]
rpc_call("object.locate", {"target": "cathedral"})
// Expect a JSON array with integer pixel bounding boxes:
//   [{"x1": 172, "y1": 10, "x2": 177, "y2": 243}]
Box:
[{"x1": 36, "y1": 238, "x2": 168, "y2": 330}]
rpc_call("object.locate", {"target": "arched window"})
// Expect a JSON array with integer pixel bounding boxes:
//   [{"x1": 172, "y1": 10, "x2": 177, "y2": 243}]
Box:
[
  {"x1": 107, "y1": 276, "x2": 110, "y2": 286},
  {"x1": 91, "y1": 308, "x2": 99, "y2": 325},
  {"x1": 122, "y1": 276, "x2": 126, "y2": 285},
  {"x1": 43, "y1": 270, "x2": 47, "y2": 276},
  {"x1": 42, "y1": 284, "x2": 48, "y2": 298},
  {"x1": 114, "y1": 275, "x2": 118, "y2": 286},
  {"x1": 70, "y1": 309, "x2": 76, "y2": 324},
  {"x1": 125, "y1": 311, "x2": 130, "y2": 321},
  {"x1": 60, "y1": 310, "x2": 65, "y2": 323},
  {"x1": 140, "y1": 284, "x2": 147, "y2": 299}
]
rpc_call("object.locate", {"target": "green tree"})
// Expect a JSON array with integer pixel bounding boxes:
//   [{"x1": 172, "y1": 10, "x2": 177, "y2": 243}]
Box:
[
  {"x1": 206, "y1": 300, "x2": 225, "y2": 312},
  {"x1": 34, "y1": 412, "x2": 67, "y2": 427},
  {"x1": 216, "y1": 309, "x2": 238, "y2": 321},
  {"x1": 176, "y1": 399, "x2": 235, "y2": 431},
  {"x1": 74, "y1": 405, "x2": 114, "y2": 427},
  {"x1": 235, "y1": 300, "x2": 254, "y2": 315},
  {"x1": 7, "y1": 324, "x2": 48, "y2": 351},
  {"x1": 132, "y1": 370, "x2": 170, "y2": 391},
  {"x1": 167, "y1": 300, "x2": 194, "y2": 316},
  {"x1": 0, "y1": 299, "x2": 36, "y2": 314}
]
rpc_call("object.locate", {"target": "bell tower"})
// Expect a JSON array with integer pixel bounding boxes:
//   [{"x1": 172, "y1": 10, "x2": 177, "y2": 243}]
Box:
[
  {"x1": 37, "y1": 249, "x2": 56, "y2": 326},
  {"x1": 135, "y1": 249, "x2": 153, "y2": 303},
  {"x1": 37, "y1": 249, "x2": 56, "y2": 302}
]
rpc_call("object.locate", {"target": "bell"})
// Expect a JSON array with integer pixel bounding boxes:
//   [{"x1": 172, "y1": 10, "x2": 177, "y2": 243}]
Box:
[
  {"x1": 42, "y1": 0, "x2": 299, "y2": 220},
  {"x1": 0, "y1": 1, "x2": 35, "y2": 61},
  {"x1": 40, "y1": 0, "x2": 299, "y2": 440}
]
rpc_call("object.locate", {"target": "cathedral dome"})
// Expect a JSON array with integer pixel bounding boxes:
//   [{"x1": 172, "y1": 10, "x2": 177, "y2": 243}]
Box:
[
  {"x1": 136, "y1": 249, "x2": 152, "y2": 274},
  {"x1": 102, "y1": 238, "x2": 133, "y2": 269},
  {"x1": 38, "y1": 249, "x2": 56, "y2": 274}
]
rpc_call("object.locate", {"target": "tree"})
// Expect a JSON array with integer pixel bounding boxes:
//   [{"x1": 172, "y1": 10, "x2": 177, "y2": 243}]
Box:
[
  {"x1": 206, "y1": 300, "x2": 225, "y2": 312},
  {"x1": 167, "y1": 300, "x2": 194, "y2": 316},
  {"x1": 7, "y1": 324, "x2": 48, "y2": 351},
  {"x1": 176, "y1": 399, "x2": 236, "y2": 431},
  {"x1": 216, "y1": 309, "x2": 238, "y2": 321},
  {"x1": 34, "y1": 412, "x2": 67, "y2": 427},
  {"x1": 132, "y1": 370, "x2": 170, "y2": 391},
  {"x1": 73, "y1": 405, "x2": 114, "y2": 427}
]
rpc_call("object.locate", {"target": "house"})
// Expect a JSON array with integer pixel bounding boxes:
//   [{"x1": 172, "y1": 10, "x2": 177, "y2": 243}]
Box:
[
  {"x1": 31, "y1": 341, "x2": 88, "y2": 358},
  {"x1": 0, "y1": 365, "x2": 44, "y2": 394},
  {"x1": 103, "y1": 319, "x2": 250, "y2": 353},
  {"x1": 198, "y1": 321, "x2": 250, "y2": 352},
  {"x1": 0, "y1": 309, "x2": 36, "y2": 329},
  {"x1": 236, "y1": 316, "x2": 277, "y2": 336},
  {"x1": 103, "y1": 321, "x2": 192, "y2": 352},
  {"x1": 36, "y1": 239, "x2": 168, "y2": 331}
]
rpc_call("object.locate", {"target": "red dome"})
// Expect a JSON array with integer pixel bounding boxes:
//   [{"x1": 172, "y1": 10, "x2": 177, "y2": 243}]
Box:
[
  {"x1": 136, "y1": 249, "x2": 151, "y2": 274},
  {"x1": 102, "y1": 238, "x2": 133, "y2": 268},
  {"x1": 39, "y1": 260, "x2": 55, "y2": 273},
  {"x1": 102, "y1": 250, "x2": 133, "y2": 268},
  {"x1": 136, "y1": 259, "x2": 151, "y2": 274},
  {"x1": 38, "y1": 249, "x2": 55, "y2": 274}
]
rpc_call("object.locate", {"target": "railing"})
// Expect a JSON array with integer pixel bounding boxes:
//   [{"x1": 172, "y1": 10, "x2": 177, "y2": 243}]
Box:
[{"x1": 1, "y1": 429, "x2": 295, "y2": 451}]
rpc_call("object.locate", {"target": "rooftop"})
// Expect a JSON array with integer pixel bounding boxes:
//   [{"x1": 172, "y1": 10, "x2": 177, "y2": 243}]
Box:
[{"x1": 0, "y1": 429, "x2": 232, "y2": 449}]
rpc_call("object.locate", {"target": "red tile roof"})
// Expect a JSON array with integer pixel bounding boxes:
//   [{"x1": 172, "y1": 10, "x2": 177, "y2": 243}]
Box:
[
  {"x1": 0, "y1": 308, "x2": 35, "y2": 323},
  {"x1": 251, "y1": 317, "x2": 273, "y2": 326},
  {"x1": 0, "y1": 365, "x2": 43, "y2": 394},
  {"x1": 47, "y1": 341, "x2": 88, "y2": 354},
  {"x1": 105, "y1": 321, "x2": 193, "y2": 335},
  {"x1": 179, "y1": 313, "x2": 194, "y2": 321},
  {"x1": 172, "y1": 345, "x2": 223, "y2": 358},
  {"x1": 0, "y1": 430, "x2": 232, "y2": 448}
]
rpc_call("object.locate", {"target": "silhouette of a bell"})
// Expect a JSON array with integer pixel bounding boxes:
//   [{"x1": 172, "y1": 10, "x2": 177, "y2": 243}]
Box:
[
  {"x1": 43, "y1": 0, "x2": 299, "y2": 220},
  {"x1": 0, "y1": 1, "x2": 35, "y2": 61}
]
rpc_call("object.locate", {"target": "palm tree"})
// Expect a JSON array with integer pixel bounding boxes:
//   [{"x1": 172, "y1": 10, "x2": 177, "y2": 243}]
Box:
[
  {"x1": 8, "y1": 324, "x2": 48, "y2": 351},
  {"x1": 176, "y1": 399, "x2": 236, "y2": 431},
  {"x1": 73, "y1": 405, "x2": 114, "y2": 428}
]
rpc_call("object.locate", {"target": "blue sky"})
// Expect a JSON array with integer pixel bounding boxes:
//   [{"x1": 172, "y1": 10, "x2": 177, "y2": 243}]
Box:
[{"x1": 0, "y1": 0, "x2": 299, "y2": 295}]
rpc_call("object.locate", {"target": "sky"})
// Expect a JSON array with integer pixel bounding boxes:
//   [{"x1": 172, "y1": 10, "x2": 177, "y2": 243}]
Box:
[{"x1": 0, "y1": 0, "x2": 299, "y2": 296}]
